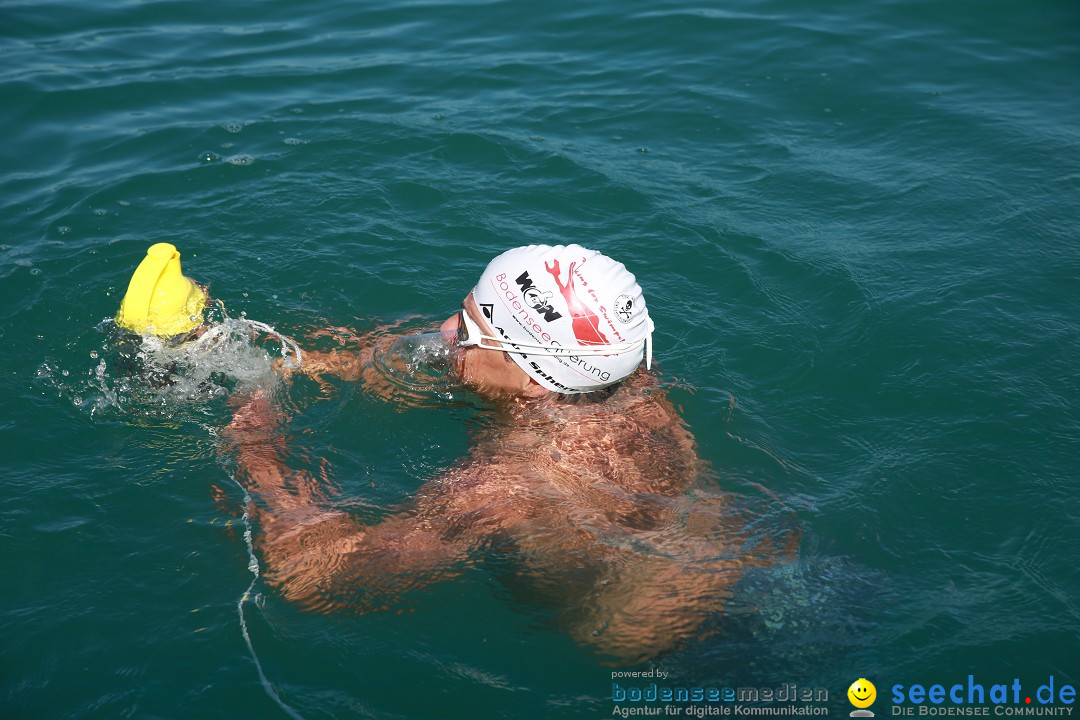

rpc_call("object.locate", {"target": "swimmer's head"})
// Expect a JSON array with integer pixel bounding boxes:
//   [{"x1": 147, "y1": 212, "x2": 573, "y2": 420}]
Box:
[
  {"x1": 116, "y1": 243, "x2": 208, "y2": 339},
  {"x1": 470, "y1": 244, "x2": 654, "y2": 394}
]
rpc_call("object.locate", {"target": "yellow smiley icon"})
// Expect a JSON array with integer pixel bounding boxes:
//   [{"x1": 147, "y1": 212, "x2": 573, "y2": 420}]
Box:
[{"x1": 848, "y1": 678, "x2": 877, "y2": 708}]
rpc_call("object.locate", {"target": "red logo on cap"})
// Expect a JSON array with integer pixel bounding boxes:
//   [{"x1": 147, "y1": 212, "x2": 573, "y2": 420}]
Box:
[{"x1": 544, "y1": 259, "x2": 608, "y2": 346}]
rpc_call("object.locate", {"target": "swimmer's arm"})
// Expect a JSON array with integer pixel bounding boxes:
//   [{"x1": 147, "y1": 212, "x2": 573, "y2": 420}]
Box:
[
  {"x1": 256, "y1": 507, "x2": 472, "y2": 613},
  {"x1": 225, "y1": 391, "x2": 476, "y2": 611},
  {"x1": 297, "y1": 318, "x2": 424, "y2": 383},
  {"x1": 297, "y1": 349, "x2": 366, "y2": 382}
]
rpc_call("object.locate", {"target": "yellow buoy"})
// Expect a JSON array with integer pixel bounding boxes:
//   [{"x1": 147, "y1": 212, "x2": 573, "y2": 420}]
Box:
[{"x1": 116, "y1": 243, "x2": 207, "y2": 337}]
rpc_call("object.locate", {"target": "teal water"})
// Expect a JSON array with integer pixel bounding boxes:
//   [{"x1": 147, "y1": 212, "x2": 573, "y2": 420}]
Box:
[{"x1": 3, "y1": 0, "x2": 1079, "y2": 718}]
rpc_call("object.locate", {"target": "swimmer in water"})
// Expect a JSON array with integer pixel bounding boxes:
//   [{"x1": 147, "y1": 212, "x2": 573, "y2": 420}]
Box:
[{"x1": 225, "y1": 244, "x2": 793, "y2": 663}]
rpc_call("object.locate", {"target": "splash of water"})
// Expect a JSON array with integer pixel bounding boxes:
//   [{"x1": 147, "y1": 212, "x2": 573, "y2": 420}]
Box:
[
  {"x1": 40, "y1": 314, "x2": 302, "y2": 421},
  {"x1": 371, "y1": 330, "x2": 468, "y2": 405}
]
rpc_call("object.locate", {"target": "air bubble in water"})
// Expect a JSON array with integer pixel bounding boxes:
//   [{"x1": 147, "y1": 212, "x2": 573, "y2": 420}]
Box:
[
  {"x1": 58, "y1": 226, "x2": 71, "y2": 235},
  {"x1": 222, "y1": 122, "x2": 244, "y2": 134},
  {"x1": 30, "y1": 268, "x2": 42, "y2": 276},
  {"x1": 283, "y1": 137, "x2": 305, "y2": 145},
  {"x1": 95, "y1": 208, "x2": 108, "y2": 216},
  {"x1": 226, "y1": 154, "x2": 254, "y2": 166}
]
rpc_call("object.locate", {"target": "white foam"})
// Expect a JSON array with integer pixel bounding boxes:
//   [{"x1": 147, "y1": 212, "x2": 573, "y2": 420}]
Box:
[{"x1": 49, "y1": 316, "x2": 302, "y2": 420}]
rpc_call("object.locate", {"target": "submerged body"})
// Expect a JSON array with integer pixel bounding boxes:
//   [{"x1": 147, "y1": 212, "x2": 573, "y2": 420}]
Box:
[
  {"x1": 228, "y1": 330, "x2": 777, "y2": 663},
  {"x1": 224, "y1": 245, "x2": 791, "y2": 663}
]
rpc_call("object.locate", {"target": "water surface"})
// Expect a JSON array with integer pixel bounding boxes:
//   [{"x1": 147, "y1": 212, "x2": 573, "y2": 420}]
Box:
[{"x1": 2, "y1": 0, "x2": 1078, "y2": 718}]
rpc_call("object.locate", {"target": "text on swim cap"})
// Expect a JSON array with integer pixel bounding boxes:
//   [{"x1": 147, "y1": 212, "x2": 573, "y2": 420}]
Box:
[
  {"x1": 494, "y1": 273, "x2": 554, "y2": 341},
  {"x1": 514, "y1": 271, "x2": 562, "y2": 322}
]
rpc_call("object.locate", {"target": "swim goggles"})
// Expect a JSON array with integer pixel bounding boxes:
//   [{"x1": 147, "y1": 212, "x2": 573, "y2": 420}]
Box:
[{"x1": 456, "y1": 305, "x2": 653, "y2": 369}]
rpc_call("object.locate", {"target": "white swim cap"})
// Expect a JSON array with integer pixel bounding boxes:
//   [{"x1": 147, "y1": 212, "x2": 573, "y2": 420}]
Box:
[{"x1": 472, "y1": 244, "x2": 654, "y2": 394}]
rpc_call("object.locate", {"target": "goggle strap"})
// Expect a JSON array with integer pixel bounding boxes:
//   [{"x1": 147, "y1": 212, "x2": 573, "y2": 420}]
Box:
[{"x1": 645, "y1": 318, "x2": 654, "y2": 370}]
